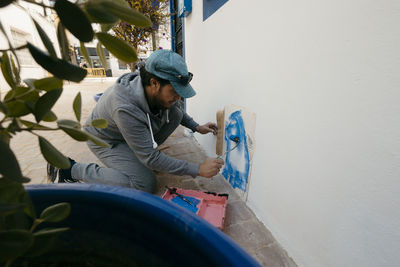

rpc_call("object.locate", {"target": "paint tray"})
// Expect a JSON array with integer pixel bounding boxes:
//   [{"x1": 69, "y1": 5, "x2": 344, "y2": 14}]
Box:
[{"x1": 162, "y1": 188, "x2": 228, "y2": 230}]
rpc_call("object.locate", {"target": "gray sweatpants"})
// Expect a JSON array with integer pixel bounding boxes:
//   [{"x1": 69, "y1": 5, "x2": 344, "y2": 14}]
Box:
[{"x1": 71, "y1": 141, "x2": 157, "y2": 193}]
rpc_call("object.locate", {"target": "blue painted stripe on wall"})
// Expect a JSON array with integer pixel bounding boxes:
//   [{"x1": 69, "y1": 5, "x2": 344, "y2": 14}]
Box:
[{"x1": 203, "y1": 0, "x2": 229, "y2": 21}]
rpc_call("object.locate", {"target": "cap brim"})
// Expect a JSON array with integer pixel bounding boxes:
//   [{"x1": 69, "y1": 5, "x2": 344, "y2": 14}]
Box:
[{"x1": 170, "y1": 81, "x2": 196, "y2": 98}]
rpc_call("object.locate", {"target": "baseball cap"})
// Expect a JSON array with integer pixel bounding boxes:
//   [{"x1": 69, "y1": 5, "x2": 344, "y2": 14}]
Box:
[{"x1": 145, "y1": 50, "x2": 196, "y2": 98}]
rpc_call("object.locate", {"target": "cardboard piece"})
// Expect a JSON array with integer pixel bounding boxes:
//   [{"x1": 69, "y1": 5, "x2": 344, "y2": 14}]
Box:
[{"x1": 220, "y1": 105, "x2": 256, "y2": 201}]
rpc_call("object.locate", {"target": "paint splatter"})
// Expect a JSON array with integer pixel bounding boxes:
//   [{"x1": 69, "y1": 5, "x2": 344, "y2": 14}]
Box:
[
  {"x1": 222, "y1": 110, "x2": 250, "y2": 192},
  {"x1": 171, "y1": 196, "x2": 201, "y2": 213}
]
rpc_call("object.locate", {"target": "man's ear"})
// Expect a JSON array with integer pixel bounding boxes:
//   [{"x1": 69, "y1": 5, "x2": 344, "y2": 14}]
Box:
[{"x1": 150, "y1": 78, "x2": 160, "y2": 92}]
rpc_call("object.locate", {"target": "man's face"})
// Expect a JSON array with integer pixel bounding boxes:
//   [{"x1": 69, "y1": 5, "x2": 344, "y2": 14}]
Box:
[{"x1": 154, "y1": 83, "x2": 181, "y2": 109}]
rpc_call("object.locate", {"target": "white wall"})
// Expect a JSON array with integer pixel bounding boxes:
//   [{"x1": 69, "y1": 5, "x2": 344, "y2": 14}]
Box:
[
  {"x1": 184, "y1": 1, "x2": 400, "y2": 266},
  {"x1": 0, "y1": 3, "x2": 57, "y2": 92}
]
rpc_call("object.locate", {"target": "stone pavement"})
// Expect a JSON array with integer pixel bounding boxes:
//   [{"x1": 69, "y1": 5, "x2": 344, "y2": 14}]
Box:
[{"x1": 11, "y1": 79, "x2": 297, "y2": 267}]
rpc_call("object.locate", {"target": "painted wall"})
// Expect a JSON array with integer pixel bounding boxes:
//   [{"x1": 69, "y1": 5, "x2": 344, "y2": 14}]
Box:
[{"x1": 184, "y1": 1, "x2": 400, "y2": 266}]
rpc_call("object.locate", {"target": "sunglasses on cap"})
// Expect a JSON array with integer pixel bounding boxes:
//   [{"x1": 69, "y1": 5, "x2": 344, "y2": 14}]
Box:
[{"x1": 156, "y1": 69, "x2": 193, "y2": 85}]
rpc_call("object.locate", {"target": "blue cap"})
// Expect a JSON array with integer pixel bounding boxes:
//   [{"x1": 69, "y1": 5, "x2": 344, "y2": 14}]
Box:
[{"x1": 145, "y1": 50, "x2": 196, "y2": 98}]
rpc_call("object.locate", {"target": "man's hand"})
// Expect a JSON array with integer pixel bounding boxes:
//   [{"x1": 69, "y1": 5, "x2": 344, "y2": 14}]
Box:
[
  {"x1": 195, "y1": 122, "x2": 218, "y2": 135},
  {"x1": 198, "y1": 158, "x2": 224, "y2": 178}
]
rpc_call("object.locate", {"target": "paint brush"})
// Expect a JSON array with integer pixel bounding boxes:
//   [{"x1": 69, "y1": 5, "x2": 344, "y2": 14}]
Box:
[
  {"x1": 218, "y1": 137, "x2": 240, "y2": 159},
  {"x1": 166, "y1": 186, "x2": 194, "y2": 206}
]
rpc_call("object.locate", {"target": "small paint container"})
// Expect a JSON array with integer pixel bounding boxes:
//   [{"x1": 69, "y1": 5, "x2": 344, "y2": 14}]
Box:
[{"x1": 162, "y1": 188, "x2": 228, "y2": 230}]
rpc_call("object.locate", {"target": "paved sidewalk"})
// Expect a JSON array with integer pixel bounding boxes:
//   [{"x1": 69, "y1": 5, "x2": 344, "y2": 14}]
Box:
[{"x1": 11, "y1": 79, "x2": 296, "y2": 267}]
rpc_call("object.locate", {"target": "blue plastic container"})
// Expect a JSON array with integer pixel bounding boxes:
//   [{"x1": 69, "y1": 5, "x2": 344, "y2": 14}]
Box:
[{"x1": 25, "y1": 184, "x2": 261, "y2": 267}]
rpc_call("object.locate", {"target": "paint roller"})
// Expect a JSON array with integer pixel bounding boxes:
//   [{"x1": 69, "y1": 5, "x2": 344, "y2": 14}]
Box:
[{"x1": 216, "y1": 109, "x2": 240, "y2": 159}]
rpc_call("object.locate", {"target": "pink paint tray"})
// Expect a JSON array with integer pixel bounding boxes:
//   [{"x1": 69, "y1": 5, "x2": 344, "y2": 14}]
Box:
[{"x1": 162, "y1": 187, "x2": 228, "y2": 230}]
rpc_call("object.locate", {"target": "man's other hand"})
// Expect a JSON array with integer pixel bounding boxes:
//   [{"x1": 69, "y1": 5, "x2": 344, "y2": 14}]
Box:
[
  {"x1": 195, "y1": 122, "x2": 218, "y2": 135},
  {"x1": 198, "y1": 158, "x2": 224, "y2": 178}
]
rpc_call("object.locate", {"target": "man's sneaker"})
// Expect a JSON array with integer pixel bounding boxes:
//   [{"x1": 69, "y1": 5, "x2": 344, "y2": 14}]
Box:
[{"x1": 47, "y1": 158, "x2": 80, "y2": 183}]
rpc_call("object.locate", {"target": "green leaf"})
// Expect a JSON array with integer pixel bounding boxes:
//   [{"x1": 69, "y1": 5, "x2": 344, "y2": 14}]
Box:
[
  {"x1": 54, "y1": 0, "x2": 94, "y2": 42},
  {"x1": 39, "y1": 202, "x2": 70, "y2": 223},
  {"x1": 4, "y1": 86, "x2": 39, "y2": 117},
  {"x1": 57, "y1": 119, "x2": 81, "y2": 129},
  {"x1": 24, "y1": 227, "x2": 70, "y2": 257},
  {"x1": 79, "y1": 42, "x2": 92, "y2": 68},
  {"x1": 57, "y1": 22, "x2": 70, "y2": 61},
  {"x1": 27, "y1": 42, "x2": 87, "y2": 83},
  {"x1": 34, "y1": 88, "x2": 62, "y2": 122},
  {"x1": 19, "y1": 189, "x2": 36, "y2": 218},
  {"x1": 102, "y1": 0, "x2": 152, "y2": 27},
  {"x1": 90, "y1": 119, "x2": 108, "y2": 129},
  {"x1": 0, "y1": 203, "x2": 26, "y2": 215},
  {"x1": 84, "y1": 0, "x2": 119, "y2": 24},
  {"x1": 38, "y1": 136, "x2": 70, "y2": 169},
  {"x1": 96, "y1": 42, "x2": 107, "y2": 68},
  {"x1": 59, "y1": 126, "x2": 89, "y2": 141},
  {"x1": 32, "y1": 18, "x2": 57, "y2": 58},
  {"x1": 85, "y1": 131, "x2": 110, "y2": 148},
  {"x1": 73, "y1": 92, "x2": 81, "y2": 122},
  {"x1": 0, "y1": 230, "x2": 34, "y2": 262},
  {"x1": 1, "y1": 53, "x2": 16, "y2": 89},
  {"x1": 10, "y1": 54, "x2": 20, "y2": 85},
  {"x1": 34, "y1": 77, "x2": 63, "y2": 92},
  {"x1": 42, "y1": 110, "x2": 57, "y2": 122},
  {"x1": 0, "y1": 139, "x2": 23, "y2": 181},
  {"x1": 20, "y1": 120, "x2": 52, "y2": 130},
  {"x1": 0, "y1": 101, "x2": 8, "y2": 115},
  {"x1": 101, "y1": 23, "x2": 116, "y2": 33},
  {"x1": 96, "y1": 32, "x2": 138, "y2": 63},
  {"x1": 0, "y1": 0, "x2": 15, "y2": 8}
]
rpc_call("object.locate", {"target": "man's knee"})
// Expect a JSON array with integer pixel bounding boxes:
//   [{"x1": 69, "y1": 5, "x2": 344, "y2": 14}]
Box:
[{"x1": 128, "y1": 171, "x2": 157, "y2": 194}]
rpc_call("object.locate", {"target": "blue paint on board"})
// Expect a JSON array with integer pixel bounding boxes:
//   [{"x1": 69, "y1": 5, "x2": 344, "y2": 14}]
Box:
[
  {"x1": 171, "y1": 196, "x2": 200, "y2": 213},
  {"x1": 222, "y1": 110, "x2": 250, "y2": 192}
]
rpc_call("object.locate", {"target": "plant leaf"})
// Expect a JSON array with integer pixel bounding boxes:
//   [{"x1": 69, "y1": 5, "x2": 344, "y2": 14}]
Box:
[
  {"x1": 57, "y1": 22, "x2": 70, "y2": 61},
  {"x1": 96, "y1": 42, "x2": 107, "y2": 68},
  {"x1": 10, "y1": 54, "x2": 20, "y2": 85},
  {"x1": 20, "y1": 120, "x2": 52, "y2": 130},
  {"x1": 40, "y1": 202, "x2": 71, "y2": 223},
  {"x1": 58, "y1": 126, "x2": 89, "y2": 141},
  {"x1": 96, "y1": 32, "x2": 137, "y2": 63},
  {"x1": 57, "y1": 119, "x2": 81, "y2": 129},
  {"x1": 4, "y1": 86, "x2": 39, "y2": 117},
  {"x1": 34, "y1": 88, "x2": 62, "y2": 122},
  {"x1": 27, "y1": 42, "x2": 87, "y2": 82},
  {"x1": 38, "y1": 136, "x2": 70, "y2": 169},
  {"x1": 79, "y1": 42, "x2": 92, "y2": 68},
  {"x1": 1, "y1": 52, "x2": 16, "y2": 89},
  {"x1": 102, "y1": 0, "x2": 152, "y2": 27},
  {"x1": 24, "y1": 78, "x2": 36, "y2": 88},
  {"x1": 24, "y1": 227, "x2": 70, "y2": 258},
  {"x1": 54, "y1": 0, "x2": 94, "y2": 42},
  {"x1": 34, "y1": 77, "x2": 63, "y2": 92},
  {"x1": 100, "y1": 23, "x2": 115, "y2": 33},
  {"x1": 0, "y1": 0, "x2": 15, "y2": 8},
  {"x1": 0, "y1": 230, "x2": 34, "y2": 262},
  {"x1": 73, "y1": 92, "x2": 81, "y2": 122},
  {"x1": 0, "y1": 203, "x2": 26, "y2": 215},
  {"x1": 42, "y1": 111, "x2": 57, "y2": 122},
  {"x1": 32, "y1": 18, "x2": 57, "y2": 58},
  {"x1": 0, "y1": 139, "x2": 23, "y2": 181},
  {"x1": 85, "y1": 131, "x2": 110, "y2": 148},
  {"x1": 84, "y1": 0, "x2": 119, "y2": 24},
  {"x1": 90, "y1": 119, "x2": 108, "y2": 129}
]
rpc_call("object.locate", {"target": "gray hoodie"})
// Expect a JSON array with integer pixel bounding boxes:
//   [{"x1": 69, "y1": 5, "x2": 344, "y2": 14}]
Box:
[{"x1": 85, "y1": 72, "x2": 200, "y2": 177}]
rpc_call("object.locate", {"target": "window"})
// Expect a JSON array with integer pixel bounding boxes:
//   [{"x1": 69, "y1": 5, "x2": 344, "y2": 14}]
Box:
[
  {"x1": 10, "y1": 29, "x2": 35, "y2": 66},
  {"x1": 118, "y1": 60, "x2": 128, "y2": 70}
]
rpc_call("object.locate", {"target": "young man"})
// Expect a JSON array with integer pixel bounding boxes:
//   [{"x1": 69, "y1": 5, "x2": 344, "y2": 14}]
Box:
[{"x1": 47, "y1": 50, "x2": 224, "y2": 193}]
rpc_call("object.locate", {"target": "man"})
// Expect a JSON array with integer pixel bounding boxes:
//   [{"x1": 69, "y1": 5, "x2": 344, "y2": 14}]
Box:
[{"x1": 47, "y1": 50, "x2": 224, "y2": 193}]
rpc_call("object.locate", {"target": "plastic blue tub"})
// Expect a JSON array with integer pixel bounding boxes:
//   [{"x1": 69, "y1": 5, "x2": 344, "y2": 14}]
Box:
[{"x1": 25, "y1": 184, "x2": 261, "y2": 267}]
